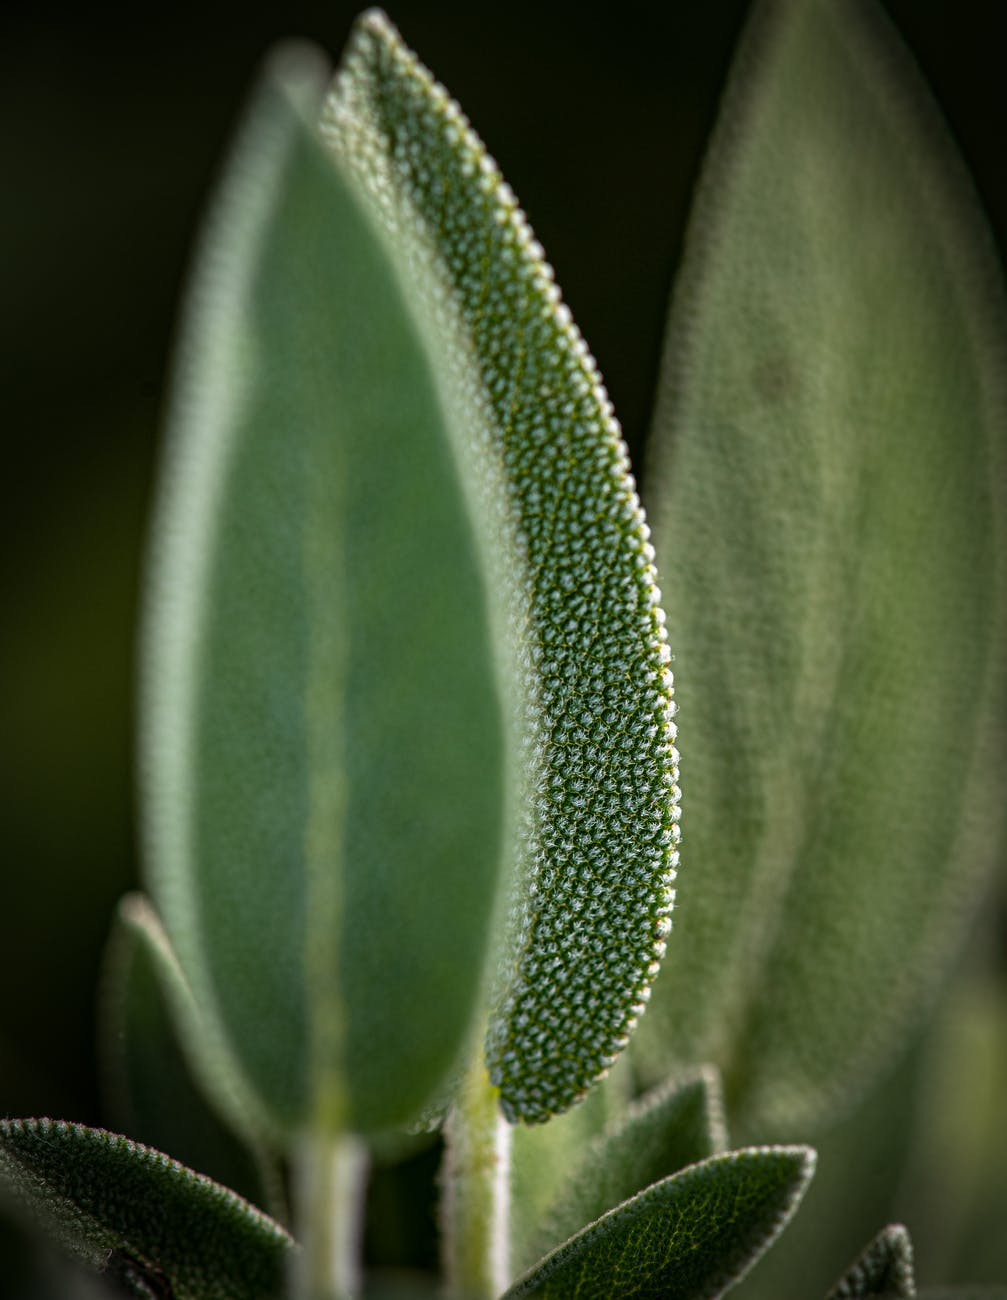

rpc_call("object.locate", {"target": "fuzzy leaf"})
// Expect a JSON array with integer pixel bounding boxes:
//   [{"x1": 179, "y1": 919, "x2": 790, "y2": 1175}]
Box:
[
  {"x1": 142, "y1": 41, "x2": 506, "y2": 1139},
  {"x1": 518, "y1": 1066, "x2": 727, "y2": 1272},
  {"x1": 504, "y1": 1145, "x2": 814, "y2": 1300},
  {"x1": 322, "y1": 9, "x2": 680, "y2": 1126},
  {"x1": 828, "y1": 1225, "x2": 916, "y2": 1299},
  {"x1": 99, "y1": 893, "x2": 282, "y2": 1215},
  {"x1": 0, "y1": 1120, "x2": 292, "y2": 1299},
  {"x1": 637, "y1": 0, "x2": 1007, "y2": 1132}
]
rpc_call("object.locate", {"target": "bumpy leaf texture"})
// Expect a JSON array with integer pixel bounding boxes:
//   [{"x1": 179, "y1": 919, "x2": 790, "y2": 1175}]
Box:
[
  {"x1": 0, "y1": 1120, "x2": 292, "y2": 1299},
  {"x1": 322, "y1": 10, "x2": 680, "y2": 1124},
  {"x1": 503, "y1": 1145, "x2": 815, "y2": 1300},
  {"x1": 827, "y1": 1224, "x2": 916, "y2": 1299},
  {"x1": 637, "y1": 0, "x2": 1007, "y2": 1133}
]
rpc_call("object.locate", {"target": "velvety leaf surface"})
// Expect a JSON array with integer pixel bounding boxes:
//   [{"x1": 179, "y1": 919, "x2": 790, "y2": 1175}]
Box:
[
  {"x1": 638, "y1": 0, "x2": 1007, "y2": 1132},
  {"x1": 322, "y1": 11, "x2": 681, "y2": 1124},
  {"x1": 828, "y1": 1225, "x2": 916, "y2": 1298},
  {"x1": 99, "y1": 893, "x2": 281, "y2": 1216},
  {"x1": 0, "y1": 1120, "x2": 292, "y2": 1299},
  {"x1": 142, "y1": 42, "x2": 505, "y2": 1139},
  {"x1": 503, "y1": 1145, "x2": 815, "y2": 1300},
  {"x1": 519, "y1": 1066, "x2": 728, "y2": 1272}
]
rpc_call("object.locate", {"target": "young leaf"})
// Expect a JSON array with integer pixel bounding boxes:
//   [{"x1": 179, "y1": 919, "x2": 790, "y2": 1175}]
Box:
[
  {"x1": 517, "y1": 1066, "x2": 727, "y2": 1272},
  {"x1": 503, "y1": 1145, "x2": 815, "y2": 1300},
  {"x1": 99, "y1": 893, "x2": 282, "y2": 1216},
  {"x1": 0, "y1": 1120, "x2": 293, "y2": 1299},
  {"x1": 637, "y1": 0, "x2": 1007, "y2": 1133},
  {"x1": 142, "y1": 40, "x2": 507, "y2": 1140},
  {"x1": 322, "y1": 9, "x2": 680, "y2": 1126},
  {"x1": 827, "y1": 1224, "x2": 916, "y2": 1299}
]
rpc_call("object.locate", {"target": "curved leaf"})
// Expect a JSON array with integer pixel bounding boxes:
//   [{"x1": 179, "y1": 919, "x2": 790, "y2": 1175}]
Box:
[
  {"x1": 504, "y1": 1145, "x2": 815, "y2": 1300},
  {"x1": 322, "y1": 8, "x2": 680, "y2": 1126},
  {"x1": 638, "y1": 0, "x2": 1007, "y2": 1132},
  {"x1": 142, "y1": 41, "x2": 506, "y2": 1139},
  {"x1": 828, "y1": 1224, "x2": 916, "y2": 1299},
  {"x1": 0, "y1": 1120, "x2": 292, "y2": 1300}
]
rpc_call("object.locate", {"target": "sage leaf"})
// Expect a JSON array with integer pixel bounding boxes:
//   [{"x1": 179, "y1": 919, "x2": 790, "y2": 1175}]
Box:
[
  {"x1": 322, "y1": 9, "x2": 680, "y2": 1126},
  {"x1": 0, "y1": 1120, "x2": 293, "y2": 1299},
  {"x1": 828, "y1": 1225, "x2": 916, "y2": 1299},
  {"x1": 503, "y1": 1145, "x2": 815, "y2": 1300},
  {"x1": 637, "y1": 0, "x2": 1007, "y2": 1132},
  {"x1": 142, "y1": 40, "x2": 506, "y2": 1139},
  {"x1": 517, "y1": 1066, "x2": 727, "y2": 1272},
  {"x1": 99, "y1": 893, "x2": 282, "y2": 1216}
]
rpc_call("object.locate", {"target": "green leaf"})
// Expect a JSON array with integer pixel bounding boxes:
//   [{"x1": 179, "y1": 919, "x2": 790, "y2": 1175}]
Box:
[
  {"x1": 141, "y1": 40, "x2": 507, "y2": 1140},
  {"x1": 637, "y1": 0, "x2": 1007, "y2": 1132},
  {"x1": 828, "y1": 1225, "x2": 916, "y2": 1299},
  {"x1": 517, "y1": 1066, "x2": 727, "y2": 1273},
  {"x1": 503, "y1": 1145, "x2": 815, "y2": 1300},
  {"x1": 0, "y1": 1120, "x2": 293, "y2": 1299},
  {"x1": 99, "y1": 893, "x2": 283, "y2": 1216},
  {"x1": 323, "y1": 9, "x2": 680, "y2": 1126}
]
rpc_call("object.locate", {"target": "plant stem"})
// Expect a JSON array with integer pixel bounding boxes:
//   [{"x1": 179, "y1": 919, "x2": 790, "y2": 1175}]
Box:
[
  {"x1": 442, "y1": 1051, "x2": 513, "y2": 1298},
  {"x1": 291, "y1": 1132, "x2": 369, "y2": 1300}
]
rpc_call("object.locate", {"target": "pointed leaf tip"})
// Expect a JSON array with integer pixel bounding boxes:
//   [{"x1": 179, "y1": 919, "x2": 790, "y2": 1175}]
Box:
[
  {"x1": 325, "y1": 4, "x2": 680, "y2": 1126},
  {"x1": 828, "y1": 1223, "x2": 916, "y2": 1299}
]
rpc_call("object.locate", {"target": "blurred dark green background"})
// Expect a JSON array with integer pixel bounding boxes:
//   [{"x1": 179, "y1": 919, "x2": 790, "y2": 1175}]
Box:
[{"x1": 1, "y1": 0, "x2": 1004, "y2": 1182}]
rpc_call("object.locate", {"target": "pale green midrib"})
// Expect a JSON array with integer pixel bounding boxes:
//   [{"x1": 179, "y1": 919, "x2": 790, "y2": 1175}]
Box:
[{"x1": 141, "y1": 72, "x2": 327, "y2": 1149}]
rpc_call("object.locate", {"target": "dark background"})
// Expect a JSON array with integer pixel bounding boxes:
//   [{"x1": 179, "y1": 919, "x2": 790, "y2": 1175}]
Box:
[{"x1": 1, "y1": 0, "x2": 1004, "y2": 1139}]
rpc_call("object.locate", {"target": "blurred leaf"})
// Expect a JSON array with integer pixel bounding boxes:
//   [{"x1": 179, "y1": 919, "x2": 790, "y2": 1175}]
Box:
[
  {"x1": 142, "y1": 41, "x2": 507, "y2": 1141},
  {"x1": 637, "y1": 0, "x2": 1007, "y2": 1133},
  {"x1": 99, "y1": 893, "x2": 283, "y2": 1217},
  {"x1": 827, "y1": 1224, "x2": 915, "y2": 1298},
  {"x1": 517, "y1": 1066, "x2": 727, "y2": 1272},
  {"x1": 503, "y1": 1145, "x2": 815, "y2": 1299},
  {"x1": 0, "y1": 1119, "x2": 292, "y2": 1299},
  {"x1": 323, "y1": 11, "x2": 680, "y2": 1125}
]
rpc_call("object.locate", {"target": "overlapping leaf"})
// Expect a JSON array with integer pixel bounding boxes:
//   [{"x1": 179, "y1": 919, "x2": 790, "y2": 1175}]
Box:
[
  {"x1": 637, "y1": 0, "x2": 1007, "y2": 1132},
  {"x1": 827, "y1": 1225, "x2": 916, "y2": 1299},
  {"x1": 0, "y1": 1120, "x2": 292, "y2": 1299},
  {"x1": 141, "y1": 43, "x2": 506, "y2": 1140},
  {"x1": 322, "y1": 12, "x2": 680, "y2": 1124},
  {"x1": 503, "y1": 1145, "x2": 815, "y2": 1300}
]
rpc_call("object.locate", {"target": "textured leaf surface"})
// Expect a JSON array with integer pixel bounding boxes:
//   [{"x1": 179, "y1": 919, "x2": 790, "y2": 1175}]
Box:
[
  {"x1": 637, "y1": 0, "x2": 1007, "y2": 1131},
  {"x1": 99, "y1": 894, "x2": 280, "y2": 1215},
  {"x1": 142, "y1": 43, "x2": 505, "y2": 1138},
  {"x1": 518, "y1": 1066, "x2": 727, "y2": 1272},
  {"x1": 828, "y1": 1225, "x2": 916, "y2": 1299},
  {"x1": 504, "y1": 1145, "x2": 814, "y2": 1300},
  {"x1": 322, "y1": 9, "x2": 680, "y2": 1126},
  {"x1": 0, "y1": 1120, "x2": 292, "y2": 1299}
]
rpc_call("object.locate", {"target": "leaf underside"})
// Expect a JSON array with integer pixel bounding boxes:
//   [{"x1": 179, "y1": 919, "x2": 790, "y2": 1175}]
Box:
[
  {"x1": 637, "y1": 0, "x2": 1007, "y2": 1133},
  {"x1": 0, "y1": 1120, "x2": 292, "y2": 1300},
  {"x1": 323, "y1": 8, "x2": 680, "y2": 1125},
  {"x1": 504, "y1": 1145, "x2": 815, "y2": 1300}
]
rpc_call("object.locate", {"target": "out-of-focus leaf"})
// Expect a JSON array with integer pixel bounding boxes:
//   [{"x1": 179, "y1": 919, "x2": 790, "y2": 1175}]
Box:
[
  {"x1": 503, "y1": 1145, "x2": 815, "y2": 1299},
  {"x1": 323, "y1": 11, "x2": 681, "y2": 1125},
  {"x1": 516, "y1": 1066, "x2": 727, "y2": 1273},
  {"x1": 0, "y1": 1120, "x2": 292, "y2": 1299},
  {"x1": 99, "y1": 893, "x2": 283, "y2": 1216},
  {"x1": 919, "y1": 1291, "x2": 1007, "y2": 1299},
  {"x1": 637, "y1": 0, "x2": 1007, "y2": 1133},
  {"x1": 142, "y1": 41, "x2": 506, "y2": 1140},
  {"x1": 827, "y1": 1224, "x2": 915, "y2": 1298}
]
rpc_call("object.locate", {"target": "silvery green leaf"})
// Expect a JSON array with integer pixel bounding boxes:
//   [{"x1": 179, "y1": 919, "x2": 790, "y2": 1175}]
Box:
[
  {"x1": 515, "y1": 1066, "x2": 727, "y2": 1273},
  {"x1": 637, "y1": 0, "x2": 1007, "y2": 1132},
  {"x1": 322, "y1": 9, "x2": 680, "y2": 1126},
  {"x1": 99, "y1": 893, "x2": 282, "y2": 1216},
  {"x1": 828, "y1": 1225, "x2": 916, "y2": 1299},
  {"x1": 504, "y1": 1145, "x2": 815, "y2": 1300},
  {"x1": 142, "y1": 40, "x2": 506, "y2": 1139},
  {"x1": 0, "y1": 1120, "x2": 292, "y2": 1299}
]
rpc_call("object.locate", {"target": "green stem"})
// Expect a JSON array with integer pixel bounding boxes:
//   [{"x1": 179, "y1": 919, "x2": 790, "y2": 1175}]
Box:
[
  {"x1": 291, "y1": 1133, "x2": 369, "y2": 1300},
  {"x1": 442, "y1": 1050, "x2": 513, "y2": 1298}
]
